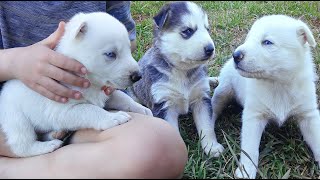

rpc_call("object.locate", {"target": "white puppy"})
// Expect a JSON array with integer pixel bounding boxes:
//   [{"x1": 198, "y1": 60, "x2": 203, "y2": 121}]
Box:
[
  {"x1": 0, "y1": 12, "x2": 152, "y2": 157},
  {"x1": 210, "y1": 15, "x2": 318, "y2": 178}
]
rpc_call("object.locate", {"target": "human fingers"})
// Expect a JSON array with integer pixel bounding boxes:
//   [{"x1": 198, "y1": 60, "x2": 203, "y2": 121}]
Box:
[
  {"x1": 38, "y1": 76, "x2": 82, "y2": 100},
  {"x1": 44, "y1": 64, "x2": 90, "y2": 89},
  {"x1": 28, "y1": 82, "x2": 68, "y2": 103},
  {"x1": 48, "y1": 51, "x2": 88, "y2": 76}
]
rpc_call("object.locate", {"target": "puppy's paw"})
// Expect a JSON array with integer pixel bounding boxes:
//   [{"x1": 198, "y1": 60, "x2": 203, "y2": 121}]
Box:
[
  {"x1": 202, "y1": 142, "x2": 224, "y2": 157},
  {"x1": 30, "y1": 140, "x2": 63, "y2": 157},
  {"x1": 112, "y1": 111, "x2": 132, "y2": 125},
  {"x1": 95, "y1": 111, "x2": 132, "y2": 130},
  {"x1": 131, "y1": 104, "x2": 153, "y2": 116},
  {"x1": 204, "y1": 143, "x2": 224, "y2": 157},
  {"x1": 235, "y1": 164, "x2": 257, "y2": 179},
  {"x1": 11, "y1": 139, "x2": 63, "y2": 157},
  {"x1": 42, "y1": 139, "x2": 63, "y2": 152},
  {"x1": 208, "y1": 77, "x2": 219, "y2": 90},
  {"x1": 144, "y1": 107, "x2": 153, "y2": 116}
]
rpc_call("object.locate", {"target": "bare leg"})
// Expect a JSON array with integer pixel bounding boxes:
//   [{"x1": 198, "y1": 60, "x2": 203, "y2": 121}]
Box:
[{"x1": 0, "y1": 112, "x2": 188, "y2": 179}]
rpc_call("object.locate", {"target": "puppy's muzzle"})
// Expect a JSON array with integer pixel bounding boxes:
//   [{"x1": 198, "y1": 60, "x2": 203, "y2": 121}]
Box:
[
  {"x1": 233, "y1": 50, "x2": 244, "y2": 65},
  {"x1": 130, "y1": 71, "x2": 142, "y2": 83}
]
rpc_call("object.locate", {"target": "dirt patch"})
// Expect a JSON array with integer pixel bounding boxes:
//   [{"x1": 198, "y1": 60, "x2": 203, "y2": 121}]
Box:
[{"x1": 132, "y1": 14, "x2": 149, "y2": 24}]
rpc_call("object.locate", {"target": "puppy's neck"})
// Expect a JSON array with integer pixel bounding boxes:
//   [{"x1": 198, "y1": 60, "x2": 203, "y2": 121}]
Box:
[
  {"x1": 154, "y1": 47, "x2": 175, "y2": 69},
  {"x1": 61, "y1": 73, "x2": 109, "y2": 108}
]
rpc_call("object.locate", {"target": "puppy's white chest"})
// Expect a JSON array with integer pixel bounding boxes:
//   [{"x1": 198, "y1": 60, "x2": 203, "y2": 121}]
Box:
[
  {"x1": 167, "y1": 72, "x2": 190, "y2": 113},
  {"x1": 151, "y1": 70, "x2": 190, "y2": 114},
  {"x1": 250, "y1": 83, "x2": 298, "y2": 124},
  {"x1": 268, "y1": 98, "x2": 292, "y2": 123}
]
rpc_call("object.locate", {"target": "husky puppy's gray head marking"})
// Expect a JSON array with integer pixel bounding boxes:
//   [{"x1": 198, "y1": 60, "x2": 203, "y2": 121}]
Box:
[
  {"x1": 131, "y1": 1, "x2": 215, "y2": 113},
  {"x1": 152, "y1": 1, "x2": 215, "y2": 70},
  {"x1": 153, "y1": 2, "x2": 190, "y2": 37}
]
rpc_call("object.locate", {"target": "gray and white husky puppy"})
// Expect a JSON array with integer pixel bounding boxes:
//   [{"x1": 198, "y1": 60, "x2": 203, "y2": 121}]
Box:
[{"x1": 127, "y1": 1, "x2": 224, "y2": 157}]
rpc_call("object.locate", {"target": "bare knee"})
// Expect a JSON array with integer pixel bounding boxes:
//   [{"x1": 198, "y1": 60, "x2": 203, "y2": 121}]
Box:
[
  {"x1": 50, "y1": 114, "x2": 188, "y2": 179},
  {"x1": 97, "y1": 117, "x2": 188, "y2": 178},
  {"x1": 125, "y1": 118, "x2": 188, "y2": 178}
]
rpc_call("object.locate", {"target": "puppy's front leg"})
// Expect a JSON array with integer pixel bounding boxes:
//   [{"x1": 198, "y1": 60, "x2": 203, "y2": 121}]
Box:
[
  {"x1": 235, "y1": 109, "x2": 268, "y2": 179},
  {"x1": 165, "y1": 109, "x2": 180, "y2": 132},
  {"x1": 298, "y1": 109, "x2": 320, "y2": 166},
  {"x1": 192, "y1": 97, "x2": 224, "y2": 157},
  {"x1": 61, "y1": 104, "x2": 132, "y2": 130},
  {"x1": 152, "y1": 102, "x2": 180, "y2": 132},
  {"x1": 106, "y1": 90, "x2": 153, "y2": 116}
]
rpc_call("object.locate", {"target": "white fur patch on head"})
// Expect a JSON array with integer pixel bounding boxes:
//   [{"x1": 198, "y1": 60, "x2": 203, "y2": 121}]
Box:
[
  {"x1": 233, "y1": 14, "x2": 316, "y2": 80},
  {"x1": 56, "y1": 12, "x2": 139, "y2": 89}
]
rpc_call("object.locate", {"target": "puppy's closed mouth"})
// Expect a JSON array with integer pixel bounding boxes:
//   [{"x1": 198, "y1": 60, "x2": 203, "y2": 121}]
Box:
[
  {"x1": 235, "y1": 66, "x2": 249, "y2": 72},
  {"x1": 190, "y1": 56, "x2": 213, "y2": 64},
  {"x1": 235, "y1": 66, "x2": 264, "y2": 77},
  {"x1": 201, "y1": 53, "x2": 215, "y2": 61},
  {"x1": 199, "y1": 56, "x2": 213, "y2": 61}
]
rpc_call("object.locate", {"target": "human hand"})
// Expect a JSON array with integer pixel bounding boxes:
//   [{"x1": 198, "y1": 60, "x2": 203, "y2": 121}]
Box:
[{"x1": 9, "y1": 22, "x2": 91, "y2": 103}]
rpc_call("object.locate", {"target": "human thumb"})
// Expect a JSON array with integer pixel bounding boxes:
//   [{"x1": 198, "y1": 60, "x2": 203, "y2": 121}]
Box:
[{"x1": 37, "y1": 21, "x2": 65, "y2": 49}]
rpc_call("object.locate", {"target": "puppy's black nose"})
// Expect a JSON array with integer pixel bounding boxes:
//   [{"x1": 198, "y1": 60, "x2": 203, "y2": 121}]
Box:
[
  {"x1": 130, "y1": 71, "x2": 142, "y2": 83},
  {"x1": 233, "y1": 51, "x2": 244, "y2": 64},
  {"x1": 204, "y1": 44, "x2": 214, "y2": 57}
]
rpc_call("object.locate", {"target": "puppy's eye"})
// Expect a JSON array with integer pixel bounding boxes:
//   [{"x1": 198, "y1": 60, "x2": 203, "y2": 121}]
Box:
[
  {"x1": 262, "y1": 40, "x2": 273, "y2": 45},
  {"x1": 205, "y1": 27, "x2": 210, "y2": 32},
  {"x1": 104, "y1": 52, "x2": 117, "y2": 59},
  {"x1": 181, "y1": 28, "x2": 195, "y2": 39}
]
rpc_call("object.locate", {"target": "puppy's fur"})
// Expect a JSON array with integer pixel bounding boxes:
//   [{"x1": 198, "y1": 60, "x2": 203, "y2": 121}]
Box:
[
  {"x1": 0, "y1": 12, "x2": 152, "y2": 157},
  {"x1": 210, "y1": 15, "x2": 318, "y2": 178},
  {"x1": 127, "y1": 1, "x2": 224, "y2": 157}
]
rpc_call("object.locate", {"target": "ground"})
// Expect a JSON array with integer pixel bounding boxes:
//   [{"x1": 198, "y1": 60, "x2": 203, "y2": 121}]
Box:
[{"x1": 130, "y1": 1, "x2": 320, "y2": 179}]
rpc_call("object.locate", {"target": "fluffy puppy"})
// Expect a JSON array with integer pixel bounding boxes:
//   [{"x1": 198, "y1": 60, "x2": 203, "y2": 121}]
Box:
[
  {"x1": 127, "y1": 1, "x2": 224, "y2": 157},
  {"x1": 210, "y1": 15, "x2": 318, "y2": 178},
  {"x1": 0, "y1": 12, "x2": 152, "y2": 157}
]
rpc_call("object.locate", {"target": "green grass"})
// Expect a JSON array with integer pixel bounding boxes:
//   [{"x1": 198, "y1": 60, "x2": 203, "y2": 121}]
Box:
[{"x1": 130, "y1": 1, "x2": 320, "y2": 179}]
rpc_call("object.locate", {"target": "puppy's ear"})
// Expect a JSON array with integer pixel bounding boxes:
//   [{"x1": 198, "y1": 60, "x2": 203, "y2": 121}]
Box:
[
  {"x1": 297, "y1": 23, "x2": 316, "y2": 48},
  {"x1": 75, "y1": 22, "x2": 88, "y2": 40},
  {"x1": 153, "y1": 4, "x2": 170, "y2": 31}
]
